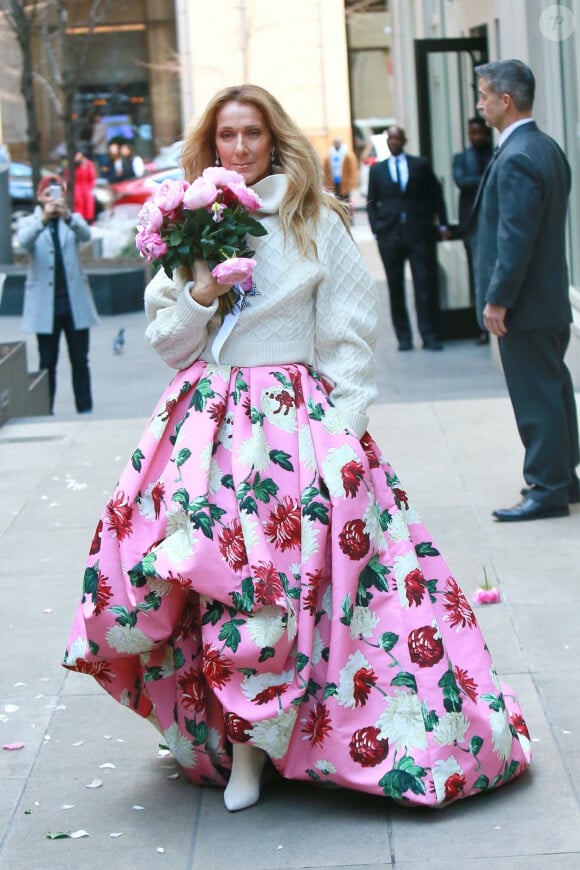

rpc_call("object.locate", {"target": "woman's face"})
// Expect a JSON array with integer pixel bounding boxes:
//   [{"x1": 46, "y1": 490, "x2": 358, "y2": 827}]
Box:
[{"x1": 214, "y1": 100, "x2": 273, "y2": 186}]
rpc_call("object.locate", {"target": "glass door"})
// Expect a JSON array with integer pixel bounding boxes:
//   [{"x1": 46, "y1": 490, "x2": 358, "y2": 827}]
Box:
[{"x1": 414, "y1": 37, "x2": 488, "y2": 339}]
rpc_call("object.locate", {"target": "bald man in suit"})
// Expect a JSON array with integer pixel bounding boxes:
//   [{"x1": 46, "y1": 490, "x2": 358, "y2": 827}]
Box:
[{"x1": 367, "y1": 125, "x2": 450, "y2": 352}]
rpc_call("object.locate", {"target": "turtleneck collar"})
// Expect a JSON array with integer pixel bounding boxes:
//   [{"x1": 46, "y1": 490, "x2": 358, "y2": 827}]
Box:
[{"x1": 252, "y1": 173, "x2": 287, "y2": 215}]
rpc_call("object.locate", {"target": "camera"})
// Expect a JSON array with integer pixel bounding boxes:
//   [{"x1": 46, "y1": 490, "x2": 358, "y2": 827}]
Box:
[{"x1": 48, "y1": 183, "x2": 63, "y2": 200}]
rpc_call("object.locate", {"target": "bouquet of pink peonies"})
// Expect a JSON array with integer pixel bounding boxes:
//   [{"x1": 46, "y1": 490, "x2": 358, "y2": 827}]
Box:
[{"x1": 135, "y1": 166, "x2": 267, "y2": 318}]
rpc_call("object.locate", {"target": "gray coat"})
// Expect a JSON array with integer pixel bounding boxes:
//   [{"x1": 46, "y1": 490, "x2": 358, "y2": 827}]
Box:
[
  {"x1": 470, "y1": 121, "x2": 571, "y2": 331},
  {"x1": 17, "y1": 207, "x2": 99, "y2": 334}
]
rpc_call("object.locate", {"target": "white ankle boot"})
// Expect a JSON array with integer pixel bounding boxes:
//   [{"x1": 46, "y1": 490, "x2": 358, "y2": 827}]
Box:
[{"x1": 224, "y1": 743, "x2": 266, "y2": 812}]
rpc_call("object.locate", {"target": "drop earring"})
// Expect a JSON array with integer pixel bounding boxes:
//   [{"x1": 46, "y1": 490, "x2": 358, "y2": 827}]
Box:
[
  {"x1": 215, "y1": 154, "x2": 221, "y2": 166},
  {"x1": 270, "y1": 147, "x2": 276, "y2": 172}
]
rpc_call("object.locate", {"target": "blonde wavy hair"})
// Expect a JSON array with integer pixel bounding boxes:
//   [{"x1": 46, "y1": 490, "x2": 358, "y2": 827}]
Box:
[{"x1": 180, "y1": 84, "x2": 350, "y2": 256}]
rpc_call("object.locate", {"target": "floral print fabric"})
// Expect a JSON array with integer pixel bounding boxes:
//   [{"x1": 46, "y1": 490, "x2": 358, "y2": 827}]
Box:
[{"x1": 64, "y1": 362, "x2": 531, "y2": 806}]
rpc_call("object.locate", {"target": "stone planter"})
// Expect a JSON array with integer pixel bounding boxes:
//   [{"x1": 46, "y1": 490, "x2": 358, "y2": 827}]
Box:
[
  {"x1": 0, "y1": 264, "x2": 147, "y2": 317},
  {"x1": 0, "y1": 340, "x2": 50, "y2": 426}
]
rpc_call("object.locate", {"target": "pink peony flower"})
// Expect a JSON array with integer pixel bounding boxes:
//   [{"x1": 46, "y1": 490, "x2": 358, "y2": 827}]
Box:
[
  {"x1": 212, "y1": 256, "x2": 256, "y2": 286},
  {"x1": 136, "y1": 229, "x2": 168, "y2": 260},
  {"x1": 472, "y1": 586, "x2": 501, "y2": 605},
  {"x1": 153, "y1": 178, "x2": 188, "y2": 213},
  {"x1": 224, "y1": 182, "x2": 262, "y2": 211},
  {"x1": 137, "y1": 201, "x2": 164, "y2": 233},
  {"x1": 202, "y1": 166, "x2": 245, "y2": 186},
  {"x1": 183, "y1": 177, "x2": 218, "y2": 210}
]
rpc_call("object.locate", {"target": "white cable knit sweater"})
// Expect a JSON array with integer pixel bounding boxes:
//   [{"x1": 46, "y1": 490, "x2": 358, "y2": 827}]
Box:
[{"x1": 144, "y1": 174, "x2": 379, "y2": 438}]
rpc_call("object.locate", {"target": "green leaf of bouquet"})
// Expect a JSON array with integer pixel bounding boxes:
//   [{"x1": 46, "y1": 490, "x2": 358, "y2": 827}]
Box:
[
  {"x1": 245, "y1": 216, "x2": 268, "y2": 236},
  {"x1": 169, "y1": 229, "x2": 183, "y2": 245}
]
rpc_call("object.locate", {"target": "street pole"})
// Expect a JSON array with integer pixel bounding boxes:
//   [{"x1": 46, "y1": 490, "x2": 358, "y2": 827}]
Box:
[{"x1": 0, "y1": 96, "x2": 13, "y2": 265}]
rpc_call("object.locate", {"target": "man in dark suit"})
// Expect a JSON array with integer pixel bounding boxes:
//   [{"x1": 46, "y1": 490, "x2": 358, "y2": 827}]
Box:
[
  {"x1": 367, "y1": 125, "x2": 450, "y2": 351},
  {"x1": 471, "y1": 59, "x2": 579, "y2": 521},
  {"x1": 453, "y1": 116, "x2": 493, "y2": 344}
]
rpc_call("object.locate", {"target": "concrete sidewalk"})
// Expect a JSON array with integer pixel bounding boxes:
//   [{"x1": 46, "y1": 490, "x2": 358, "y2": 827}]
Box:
[{"x1": 1, "y1": 227, "x2": 579, "y2": 868}]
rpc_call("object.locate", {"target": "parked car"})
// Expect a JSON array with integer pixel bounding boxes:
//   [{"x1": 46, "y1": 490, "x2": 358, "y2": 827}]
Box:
[
  {"x1": 144, "y1": 140, "x2": 184, "y2": 173},
  {"x1": 110, "y1": 166, "x2": 184, "y2": 207},
  {"x1": 8, "y1": 162, "x2": 51, "y2": 230}
]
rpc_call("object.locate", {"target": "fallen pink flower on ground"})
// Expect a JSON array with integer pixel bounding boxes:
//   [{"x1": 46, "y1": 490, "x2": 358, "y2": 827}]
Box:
[
  {"x1": 2, "y1": 742, "x2": 25, "y2": 750},
  {"x1": 472, "y1": 586, "x2": 501, "y2": 605}
]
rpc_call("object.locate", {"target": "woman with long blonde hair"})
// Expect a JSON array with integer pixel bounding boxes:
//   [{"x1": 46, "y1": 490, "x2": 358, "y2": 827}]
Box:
[{"x1": 65, "y1": 84, "x2": 530, "y2": 814}]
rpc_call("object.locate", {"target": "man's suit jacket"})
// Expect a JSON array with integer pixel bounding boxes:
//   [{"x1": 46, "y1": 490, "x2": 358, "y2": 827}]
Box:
[
  {"x1": 452, "y1": 146, "x2": 492, "y2": 234},
  {"x1": 367, "y1": 154, "x2": 448, "y2": 243},
  {"x1": 470, "y1": 122, "x2": 572, "y2": 331}
]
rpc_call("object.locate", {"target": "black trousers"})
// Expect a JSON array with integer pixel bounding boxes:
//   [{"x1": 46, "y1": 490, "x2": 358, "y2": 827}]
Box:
[
  {"x1": 498, "y1": 326, "x2": 579, "y2": 506},
  {"x1": 37, "y1": 312, "x2": 92, "y2": 413},
  {"x1": 377, "y1": 229, "x2": 440, "y2": 345}
]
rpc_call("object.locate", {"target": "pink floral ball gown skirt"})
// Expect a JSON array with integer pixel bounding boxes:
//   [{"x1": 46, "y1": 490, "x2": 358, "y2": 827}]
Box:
[{"x1": 64, "y1": 362, "x2": 531, "y2": 806}]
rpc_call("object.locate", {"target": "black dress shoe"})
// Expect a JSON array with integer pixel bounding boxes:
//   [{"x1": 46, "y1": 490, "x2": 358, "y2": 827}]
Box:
[
  {"x1": 520, "y1": 480, "x2": 580, "y2": 504},
  {"x1": 492, "y1": 497, "x2": 570, "y2": 522},
  {"x1": 398, "y1": 342, "x2": 413, "y2": 351},
  {"x1": 423, "y1": 341, "x2": 443, "y2": 351}
]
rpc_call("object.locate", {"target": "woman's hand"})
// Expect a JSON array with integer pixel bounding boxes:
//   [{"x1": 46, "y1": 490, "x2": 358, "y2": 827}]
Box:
[
  {"x1": 38, "y1": 189, "x2": 69, "y2": 223},
  {"x1": 188, "y1": 260, "x2": 234, "y2": 307}
]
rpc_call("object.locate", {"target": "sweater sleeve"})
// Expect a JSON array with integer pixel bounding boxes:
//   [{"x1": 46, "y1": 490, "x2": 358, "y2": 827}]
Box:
[
  {"x1": 314, "y1": 210, "x2": 379, "y2": 438},
  {"x1": 144, "y1": 266, "x2": 219, "y2": 369}
]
